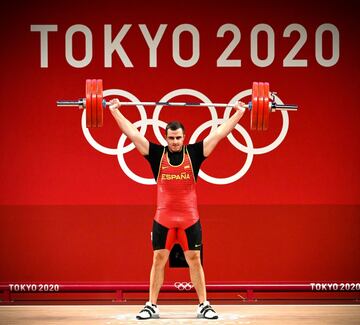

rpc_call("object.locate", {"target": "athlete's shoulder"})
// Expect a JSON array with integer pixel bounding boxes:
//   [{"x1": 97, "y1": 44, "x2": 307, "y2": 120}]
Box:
[
  {"x1": 149, "y1": 141, "x2": 165, "y2": 149},
  {"x1": 186, "y1": 141, "x2": 203, "y2": 148},
  {"x1": 149, "y1": 142, "x2": 165, "y2": 153},
  {"x1": 145, "y1": 142, "x2": 165, "y2": 162},
  {"x1": 186, "y1": 141, "x2": 204, "y2": 156}
]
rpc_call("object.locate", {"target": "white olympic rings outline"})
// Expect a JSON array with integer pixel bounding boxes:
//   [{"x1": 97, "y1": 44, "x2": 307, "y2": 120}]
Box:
[
  {"x1": 81, "y1": 88, "x2": 289, "y2": 185},
  {"x1": 174, "y1": 282, "x2": 194, "y2": 291}
]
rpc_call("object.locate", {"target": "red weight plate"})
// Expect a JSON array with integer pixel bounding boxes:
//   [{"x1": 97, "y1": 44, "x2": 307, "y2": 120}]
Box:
[
  {"x1": 263, "y1": 82, "x2": 270, "y2": 130},
  {"x1": 86, "y1": 79, "x2": 92, "y2": 128},
  {"x1": 257, "y1": 82, "x2": 264, "y2": 131},
  {"x1": 250, "y1": 82, "x2": 258, "y2": 130},
  {"x1": 96, "y1": 79, "x2": 103, "y2": 127},
  {"x1": 91, "y1": 79, "x2": 97, "y2": 128}
]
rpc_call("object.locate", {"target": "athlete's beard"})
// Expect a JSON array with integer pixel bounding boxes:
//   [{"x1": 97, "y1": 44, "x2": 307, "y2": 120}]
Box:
[{"x1": 169, "y1": 144, "x2": 182, "y2": 152}]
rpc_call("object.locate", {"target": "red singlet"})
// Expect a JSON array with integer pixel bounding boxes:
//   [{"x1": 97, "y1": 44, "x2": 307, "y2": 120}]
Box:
[{"x1": 154, "y1": 146, "x2": 199, "y2": 229}]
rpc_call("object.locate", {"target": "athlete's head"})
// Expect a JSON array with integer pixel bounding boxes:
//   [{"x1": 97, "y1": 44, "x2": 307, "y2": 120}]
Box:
[{"x1": 165, "y1": 121, "x2": 185, "y2": 152}]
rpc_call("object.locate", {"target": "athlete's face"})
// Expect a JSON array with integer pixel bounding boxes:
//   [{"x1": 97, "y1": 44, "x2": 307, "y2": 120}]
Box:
[{"x1": 166, "y1": 128, "x2": 185, "y2": 152}]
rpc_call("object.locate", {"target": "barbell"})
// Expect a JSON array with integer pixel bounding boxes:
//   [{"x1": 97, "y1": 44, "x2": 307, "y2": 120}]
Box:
[{"x1": 56, "y1": 79, "x2": 298, "y2": 130}]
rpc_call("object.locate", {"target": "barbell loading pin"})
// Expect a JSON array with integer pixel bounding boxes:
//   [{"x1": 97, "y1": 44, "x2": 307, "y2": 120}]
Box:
[
  {"x1": 56, "y1": 99, "x2": 85, "y2": 109},
  {"x1": 271, "y1": 103, "x2": 299, "y2": 111}
]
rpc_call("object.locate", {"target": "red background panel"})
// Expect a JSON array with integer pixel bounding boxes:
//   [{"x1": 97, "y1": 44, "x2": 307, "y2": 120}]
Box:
[
  {"x1": 0, "y1": 0, "x2": 359, "y2": 286},
  {"x1": 1, "y1": 205, "x2": 359, "y2": 282}
]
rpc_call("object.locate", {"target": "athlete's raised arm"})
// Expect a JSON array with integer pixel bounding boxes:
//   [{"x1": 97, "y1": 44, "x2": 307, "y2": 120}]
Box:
[
  {"x1": 108, "y1": 98, "x2": 149, "y2": 156},
  {"x1": 203, "y1": 101, "x2": 246, "y2": 157}
]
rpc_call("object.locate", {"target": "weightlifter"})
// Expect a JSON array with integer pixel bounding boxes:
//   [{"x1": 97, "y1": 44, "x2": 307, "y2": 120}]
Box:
[{"x1": 109, "y1": 99, "x2": 246, "y2": 319}]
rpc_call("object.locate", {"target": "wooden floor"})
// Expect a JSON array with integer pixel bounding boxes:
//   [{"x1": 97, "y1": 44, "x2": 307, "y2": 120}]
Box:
[{"x1": 0, "y1": 304, "x2": 359, "y2": 324}]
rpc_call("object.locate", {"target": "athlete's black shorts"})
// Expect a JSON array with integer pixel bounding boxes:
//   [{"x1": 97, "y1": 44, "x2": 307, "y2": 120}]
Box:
[{"x1": 151, "y1": 220, "x2": 202, "y2": 251}]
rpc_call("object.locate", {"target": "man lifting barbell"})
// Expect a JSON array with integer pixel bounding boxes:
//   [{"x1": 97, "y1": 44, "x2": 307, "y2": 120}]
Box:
[
  {"x1": 56, "y1": 80, "x2": 298, "y2": 319},
  {"x1": 108, "y1": 98, "x2": 246, "y2": 320}
]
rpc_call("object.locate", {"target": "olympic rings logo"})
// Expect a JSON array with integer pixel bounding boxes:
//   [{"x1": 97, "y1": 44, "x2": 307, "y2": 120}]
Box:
[
  {"x1": 81, "y1": 88, "x2": 289, "y2": 185},
  {"x1": 174, "y1": 282, "x2": 194, "y2": 291}
]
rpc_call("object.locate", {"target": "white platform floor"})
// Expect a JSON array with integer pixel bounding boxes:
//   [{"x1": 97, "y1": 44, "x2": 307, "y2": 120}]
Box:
[{"x1": 1, "y1": 304, "x2": 360, "y2": 324}]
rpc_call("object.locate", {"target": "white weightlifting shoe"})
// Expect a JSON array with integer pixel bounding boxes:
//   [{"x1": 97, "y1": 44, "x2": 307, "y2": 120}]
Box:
[
  {"x1": 197, "y1": 300, "x2": 218, "y2": 319},
  {"x1": 136, "y1": 301, "x2": 160, "y2": 320}
]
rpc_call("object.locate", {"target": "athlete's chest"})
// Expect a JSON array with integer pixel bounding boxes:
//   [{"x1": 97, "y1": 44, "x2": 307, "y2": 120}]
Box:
[{"x1": 158, "y1": 149, "x2": 195, "y2": 184}]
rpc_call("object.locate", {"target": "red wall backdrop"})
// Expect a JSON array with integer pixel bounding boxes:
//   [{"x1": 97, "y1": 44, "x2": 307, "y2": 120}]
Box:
[{"x1": 0, "y1": 0, "x2": 359, "y2": 285}]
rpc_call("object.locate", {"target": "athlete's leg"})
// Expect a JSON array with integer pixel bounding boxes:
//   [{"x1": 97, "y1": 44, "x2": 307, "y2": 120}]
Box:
[
  {"x1": 178, "y1": 222, "x2": 217, "y2": 319},
  {"x1": 177, "y1": 220, "x2": 206, "y2": 303},
  {"x1": 149, "y1": 249, "x2": 170, "y2": 304},
  {"x1": 184, "y1": 249, "x2": 206, "y2": 303},
  {"x1": 149, "y1": 221, "x2": 176, "y2": 304},
  {"x1": 137, "y1": 221, "x2": 173, "y2": 320}
]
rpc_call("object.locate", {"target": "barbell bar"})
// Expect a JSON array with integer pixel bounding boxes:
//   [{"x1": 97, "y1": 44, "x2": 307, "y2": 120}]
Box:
[{"x1": 56, "y1": 79, "x2": 298, "y2": 130}]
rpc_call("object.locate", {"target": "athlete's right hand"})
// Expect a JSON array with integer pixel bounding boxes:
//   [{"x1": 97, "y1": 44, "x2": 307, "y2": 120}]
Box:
[
  {"x1": 109, "y1": 98, "x2": 121, "y2": 111},
  {"x1": 234, "y1": 101, "x2": 246, "y2": 114}
]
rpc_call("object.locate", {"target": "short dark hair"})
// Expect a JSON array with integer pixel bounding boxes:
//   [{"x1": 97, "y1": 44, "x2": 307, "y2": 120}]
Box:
[{"x1": 165, "y1": 121, "x2": 185, "y2": 135}]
